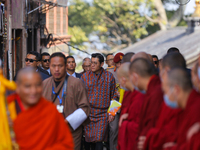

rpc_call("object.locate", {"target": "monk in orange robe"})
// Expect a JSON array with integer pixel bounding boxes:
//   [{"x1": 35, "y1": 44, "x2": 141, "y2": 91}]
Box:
[
  {"x1": 129, "y1": 57, "x2": 163, "y2": 150},
  {"x1": 7, "y1": 67, "x2": 74, "y2": 150},
  {"x1": 160, "y1": 68, "x2": 200, "y2": 150},
  {"x1": 117, "y1": 63, "x2": 145, "y2": 150}
]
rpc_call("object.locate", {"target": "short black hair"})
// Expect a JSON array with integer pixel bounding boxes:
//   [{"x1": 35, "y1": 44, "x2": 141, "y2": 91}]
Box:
[
  {"x1": 167, "y1": 47, "x2": 180, "y2": 54},
  {"x1": 152, "y1": 55, "x2": 158, "y2": 60},
  {"x1": 41, "y1": 52, "x2": 50, "y2": 58},
  {"x1": 27, "y1": 51, "x2": 41, "y2": 61},
  {"x1": 50, "y1": 52, "x2": 66, "y2": 64},
  {"x1": 106, "y1": 53, "x2": 113, "y2": 60},
  {"x1": 122, "y1": 52, "x2": 135, "y2": 63},
  {"x1": 66, "y1": 56, "x2": 75, "y2": 62},
  {"x1": 161, "y1": 52, "x2": 186, "y2": 69},
  {"x1": 92, "y1": 53, "x2": 104, "y2": 64}
]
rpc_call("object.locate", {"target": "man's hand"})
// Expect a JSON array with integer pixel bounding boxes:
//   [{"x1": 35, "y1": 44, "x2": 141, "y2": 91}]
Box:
[
  {"x1": 163, "y1": 142, "x2": 176, "y2": 149},
  {"x1": 138, "y1": 136, "x2": 146, "y2": 150},
  {"x1": 108, "y1": 115, "x2": 115, "y2": 123},
  {"x1": 65, "y1": 120, "x2": 68, "y2": 124},
  {"x1": 119, "y1": 113, "x2": 128, "y2": 127},
  {"x1": 187, "y1": 122, "x2": 200, "y2": 141}
]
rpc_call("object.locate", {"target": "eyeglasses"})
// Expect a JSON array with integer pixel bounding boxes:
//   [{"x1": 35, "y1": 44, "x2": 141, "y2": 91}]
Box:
[
  {"x1": 25, "y1": 58, "x2": 37, "y2": 63},
  {"x1": 154, "y1": 61, "x2": 158, "y2": 65},
  {"x1": 42, "y1": 59, "x2": 50, "y2": 63},
  {"x1": 106, "y1": 59, "x2": 113, "y2": 62}
]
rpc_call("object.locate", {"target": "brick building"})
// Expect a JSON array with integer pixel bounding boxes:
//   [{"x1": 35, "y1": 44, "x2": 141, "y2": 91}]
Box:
[{"x1": 0, "y1": 0, "x2": 70, "y2": 79}]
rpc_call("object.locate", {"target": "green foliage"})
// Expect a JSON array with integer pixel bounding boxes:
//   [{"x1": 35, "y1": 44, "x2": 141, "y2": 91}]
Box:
[
  {"x1": 68, "y1": 0, "x2": 157, "y2": 52},
  {"x1": 177, "y1": 19, "x2": 187, "y2": 27}
]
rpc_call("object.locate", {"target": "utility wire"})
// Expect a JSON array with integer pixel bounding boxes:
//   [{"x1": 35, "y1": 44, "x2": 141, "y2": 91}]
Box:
[{"x1": 52, "y1": 33, "x2": 90, "y2": 55}]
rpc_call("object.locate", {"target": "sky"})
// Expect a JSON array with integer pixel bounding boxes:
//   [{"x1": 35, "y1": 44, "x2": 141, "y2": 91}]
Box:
[
  {"x1": 165, "y1": 0, "x2": 195, "y2": 15},
  {"x1": 70, "y1": 0, "x2": 197, "y2": 71},
  {"x1": 82, "y1": 0, "x2": 196, "y2": 14},
  {"x1": 184, "y1": 0, "x2": 195, "y2": 15}
]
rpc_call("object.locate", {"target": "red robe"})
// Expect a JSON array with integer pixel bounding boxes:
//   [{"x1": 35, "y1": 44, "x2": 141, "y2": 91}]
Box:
[
  {"x1": 138, "y1": 75, "x2": 163, "y2": 136},
  {"x1": 118, "y1": 90, "x2": 145, "y2": 150},
  {"x1": 120, "y1": 91, "x2": 133, "y2": 116},
  {"x1": 165, "y1": 90, "x2": 200, "y2": 150},
  {"x1": 185, "y1": 132, "x2": 200, "y2": 150},
  {"x1": 144, "y1": 102, "x2": 182, "y2": 150},
  {"x1": 7, "y1": 93, "x2": 74, "y2": 150}
]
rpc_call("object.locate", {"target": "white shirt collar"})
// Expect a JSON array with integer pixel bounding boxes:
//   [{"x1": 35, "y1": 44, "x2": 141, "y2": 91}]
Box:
[
  {"x1": 41, "y1": 67, "x2": 50, "y2": 74},
  {"x1": 67, "y1": 72, "x2": 76, "y2": 78}
]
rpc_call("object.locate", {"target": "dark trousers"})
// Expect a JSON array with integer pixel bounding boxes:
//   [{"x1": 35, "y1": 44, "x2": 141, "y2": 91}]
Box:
[{"x1": 84, "y1": 142, "x2": 104, "y2": 150}]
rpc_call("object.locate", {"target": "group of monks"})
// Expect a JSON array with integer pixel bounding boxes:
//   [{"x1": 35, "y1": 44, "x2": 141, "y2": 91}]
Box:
[
  {"x1": 2, "y1": 47, "x2": 200, "y2": 150},
  {"x1": 116, "y1": 49, "x2": 200, "y2": 150}
]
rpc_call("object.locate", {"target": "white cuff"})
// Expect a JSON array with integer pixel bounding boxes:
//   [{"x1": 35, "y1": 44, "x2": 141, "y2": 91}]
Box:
[{"x1": 66, "y1": 108, "x2": 87, "y2": 130}]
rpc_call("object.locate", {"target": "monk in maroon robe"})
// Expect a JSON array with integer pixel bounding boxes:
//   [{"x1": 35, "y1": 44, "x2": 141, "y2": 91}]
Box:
[
  {"x1": 120, "y1": 91, "x2": 133, "y2": 116},
  {"x1": 143, "y1": 52, "x2": 188, "y2": 150},
  {"x1": 117, "y1": 63, "x2": 145, "y2": 150},
  {"x1": 161, "y1": 68, "x2": 200, "y2": 150},
  {"x1": 129, "y1": 57, "x2": 163, "y2": 150}
]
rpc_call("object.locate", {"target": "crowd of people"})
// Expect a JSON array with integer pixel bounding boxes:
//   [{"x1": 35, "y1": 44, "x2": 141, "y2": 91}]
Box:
[{"x1": 3, "y1": 47, "x2": 200, "y2": 150}]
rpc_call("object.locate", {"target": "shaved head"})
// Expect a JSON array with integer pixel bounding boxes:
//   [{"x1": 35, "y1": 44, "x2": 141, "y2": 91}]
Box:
[
  {"x1": 130, "y1": 52, "x2": 151, "y2": 62},
  {"x1": 122, "y1": 52, "x2": 135, "y2": 63},
  {"x1": 16, "y1": 67, "x2": 43, "y2": 109},
  {"x1": 193, "y1": 62, "x2": 198, "y2": 75},
  {"x1": 161, "y1": 52, "x2": 186, "y2": 69},
  {"x1": 148, "y1": 54, "x2": 154, "y2": 64},
  {"x1": 167, "y1": 68, "x2": 192, "y2": 91},
  {"x1": 16, "y1": 67, "x2": 42, "y2": 83},
  {"x1": 117, "y1": 62, "x2": 130, "y2": 79},
  {"x1": 130, "y1": 58, "x2": 156, "y2": 77}
]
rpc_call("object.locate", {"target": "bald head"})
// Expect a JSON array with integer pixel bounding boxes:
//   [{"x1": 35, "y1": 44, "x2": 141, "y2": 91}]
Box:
[
  {"x1": 148, "y1": 54, "x2": 154, "y2": 64},
  {"x1": 130, "y1": 58, "x2": 156, "y2": 77},
  {"x1": 16, "y1": 67, "x2": 43, "y2": 109},
  {"x1": 167, "y1": 68, "x2": 192, "y2": 91},
  {"x1": 193, "y1": 62, "x2": 198, "y2": 75},
  {"x1": 130, "y1": 52, "x2": 151, "y2": 62},
  {"x1": 16, "y1": 67, "x2": 42, "y2": 83},
  {"x1": 122, "y1": 52, "x2": 135, "y2": 63},
  {"x1": 117, "y1": 62, "x2": 130, "y2": 79}
]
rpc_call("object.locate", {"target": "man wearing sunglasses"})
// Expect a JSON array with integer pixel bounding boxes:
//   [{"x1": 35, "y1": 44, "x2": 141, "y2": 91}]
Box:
[
  {"x1": 13, "y1": 51, "x2": 50, "y2": 81},
  {"x1": 152, "y1": 55, "x2": 159, "y2": 69},
  {"x1": 40, "y1": 52, "x2": 51, "y2": 75}
]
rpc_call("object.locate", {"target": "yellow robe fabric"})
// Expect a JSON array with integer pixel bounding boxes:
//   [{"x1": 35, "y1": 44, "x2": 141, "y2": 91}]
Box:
[{"x1": 0, "y1": 74, "x2": 16, "y2": 150}]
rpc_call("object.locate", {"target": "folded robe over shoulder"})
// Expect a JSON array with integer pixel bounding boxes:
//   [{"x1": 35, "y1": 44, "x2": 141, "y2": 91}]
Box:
[
  {"x1": 164, "y1": 90, "x2": 200, "y2": 150},
  {"x1": 138, "y1": 75, "x2": 163, "y2": 136},
  {"x1": 117, "y1": 90, "x2": 145, "y2": 150},
  {"x1": 185, "y1": 131, "x2": 200, "y2": 150},
  {"x1": 120, "y1": 91, "x2": 133, "y2": 116},
  {"x1": 7, "y1": 94, "x2": 74, "y2": 150},
  {"x1": 144, "y1": 103, "x2": 182, "y2": 150}
]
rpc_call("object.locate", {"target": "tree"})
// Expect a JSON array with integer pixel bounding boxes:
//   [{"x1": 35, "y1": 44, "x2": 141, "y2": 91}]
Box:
[
  {"x1": 68, "y1": 0, "x2": 188, "y2": 54},
  {"x1": 151, "y1": 0, "x2": 188, "y2": 30}
]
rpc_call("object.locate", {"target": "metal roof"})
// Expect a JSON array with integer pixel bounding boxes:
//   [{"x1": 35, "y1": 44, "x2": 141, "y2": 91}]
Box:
[{"x1": 121, "y1": 27, "x2": 200, "y2": 68}]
